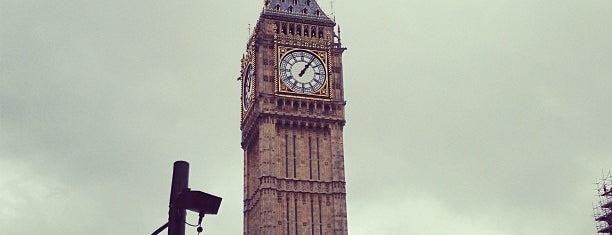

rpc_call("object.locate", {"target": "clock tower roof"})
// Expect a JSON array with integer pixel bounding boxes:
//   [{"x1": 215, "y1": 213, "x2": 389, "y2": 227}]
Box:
[{"x1": 262, "y1": 0, "x2": 335, "y2": 25}]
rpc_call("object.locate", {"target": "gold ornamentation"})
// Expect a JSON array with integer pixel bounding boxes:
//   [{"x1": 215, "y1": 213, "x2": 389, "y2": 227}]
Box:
[
  {"x1": 275, "y1": 46, "x2": 332, "y2": 100},
  {"x1": 241, "y1": 37, "x2": 258, "y2": 124}
]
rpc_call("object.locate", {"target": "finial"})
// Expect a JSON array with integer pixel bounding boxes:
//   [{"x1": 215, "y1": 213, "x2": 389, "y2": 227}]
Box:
[
  {"x1": 330, "y1": 0, "x2": 335, "y2": 21},
  {"x1": 337, "y1": 24, "x2": 342, "y2": 44}
]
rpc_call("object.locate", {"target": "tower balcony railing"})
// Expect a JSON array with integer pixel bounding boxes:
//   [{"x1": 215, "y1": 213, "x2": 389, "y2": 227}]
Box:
[{"x1": 268, "y1": 96, "x2": 344, "y2": 119}]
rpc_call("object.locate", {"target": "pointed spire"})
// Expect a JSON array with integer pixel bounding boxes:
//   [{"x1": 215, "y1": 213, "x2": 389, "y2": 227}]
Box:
[
  {"x1": 337, "y1": 24, "x2": 342, "y2": 44},
  {"x1": 330, "y1": 0, "x2": 335, "y2": 21}
]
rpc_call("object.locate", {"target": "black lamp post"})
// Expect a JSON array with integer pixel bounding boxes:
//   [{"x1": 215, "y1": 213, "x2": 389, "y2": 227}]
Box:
[{"x1": 152, "y1": 161, "x2": 222, "y2": 235}]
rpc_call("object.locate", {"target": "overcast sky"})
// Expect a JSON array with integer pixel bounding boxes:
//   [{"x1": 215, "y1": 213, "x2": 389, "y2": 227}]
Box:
[{"x1": 2, "y1": 0, "x2": 612, "y2": 234}]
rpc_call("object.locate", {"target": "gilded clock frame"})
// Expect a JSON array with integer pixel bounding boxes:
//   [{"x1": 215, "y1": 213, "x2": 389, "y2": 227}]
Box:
[
  {"x1": 241, "y1": 39, "x2": 257, "y2": 120},
  {"x1": 275, "y1": 45, "x2": 332, "y2": 100}
]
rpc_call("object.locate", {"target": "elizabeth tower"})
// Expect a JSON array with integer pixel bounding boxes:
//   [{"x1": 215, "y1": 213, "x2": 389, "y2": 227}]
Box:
[{"x1": 240, "y1": 0, "x2": 348, "y2": 234}]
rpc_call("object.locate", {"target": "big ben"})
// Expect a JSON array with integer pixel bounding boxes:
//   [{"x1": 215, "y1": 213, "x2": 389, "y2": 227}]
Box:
[{"x1": 240, "y1": 0, "x2": 348, "y2": 234}]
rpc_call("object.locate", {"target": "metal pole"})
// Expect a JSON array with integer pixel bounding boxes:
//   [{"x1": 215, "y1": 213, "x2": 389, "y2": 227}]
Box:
[
  {"x1": 151, "y1": 223, "x2": 169, "y2": 235},
  {"x1": 168, "y1": 161, "x2": 189, "y2": 235}
]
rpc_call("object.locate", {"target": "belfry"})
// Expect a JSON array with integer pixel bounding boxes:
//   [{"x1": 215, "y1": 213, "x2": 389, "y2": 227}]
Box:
[{"x1": 240, "y1": 0, "x2": 348, "y2": 234}]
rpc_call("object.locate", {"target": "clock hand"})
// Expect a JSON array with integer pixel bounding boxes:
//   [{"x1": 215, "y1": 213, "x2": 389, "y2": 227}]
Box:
[{"x1": 298, "y1": 60, "x2": 314, "y2": 77}]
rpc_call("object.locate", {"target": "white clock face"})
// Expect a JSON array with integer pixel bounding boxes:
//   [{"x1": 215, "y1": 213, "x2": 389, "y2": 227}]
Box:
[
  {"x1": 243, "y1": 64, "x2": 254, "y2": 109},
  {"x1": 279, "y1": 50, "x2": 326, "y2": 94}
]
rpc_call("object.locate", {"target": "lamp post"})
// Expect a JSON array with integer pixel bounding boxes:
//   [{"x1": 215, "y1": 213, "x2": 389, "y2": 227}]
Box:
[
  {"x1": 168, "y1": 161, "x2": 189, "y2": 235},
  {"x1": 151, "y1": 161, "x2": 222, "y2": 235}
]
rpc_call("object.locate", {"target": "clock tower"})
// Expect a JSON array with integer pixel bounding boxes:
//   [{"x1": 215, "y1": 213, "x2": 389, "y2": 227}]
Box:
[{"x1": 240, "y1": 1, "x2": 348, "y2": 234}]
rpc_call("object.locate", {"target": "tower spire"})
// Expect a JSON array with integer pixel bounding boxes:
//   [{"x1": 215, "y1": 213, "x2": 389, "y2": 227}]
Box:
[{"x1": 331, "y1": 0, "x2": 335, "y2": 21}]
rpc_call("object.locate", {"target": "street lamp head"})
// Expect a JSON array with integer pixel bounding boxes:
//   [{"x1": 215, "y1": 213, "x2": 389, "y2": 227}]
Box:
[{"x1": 175, "y1": 189, "x2": 222, "y2": 215}]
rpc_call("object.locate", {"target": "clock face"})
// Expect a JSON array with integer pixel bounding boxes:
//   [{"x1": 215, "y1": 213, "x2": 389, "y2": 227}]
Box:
[
  {"x1": 243, "y1": 64, "x2": 254, "y2": 110},
  {"x1": 279, "y1": 50, "x2": 327, "y2": 94}
]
